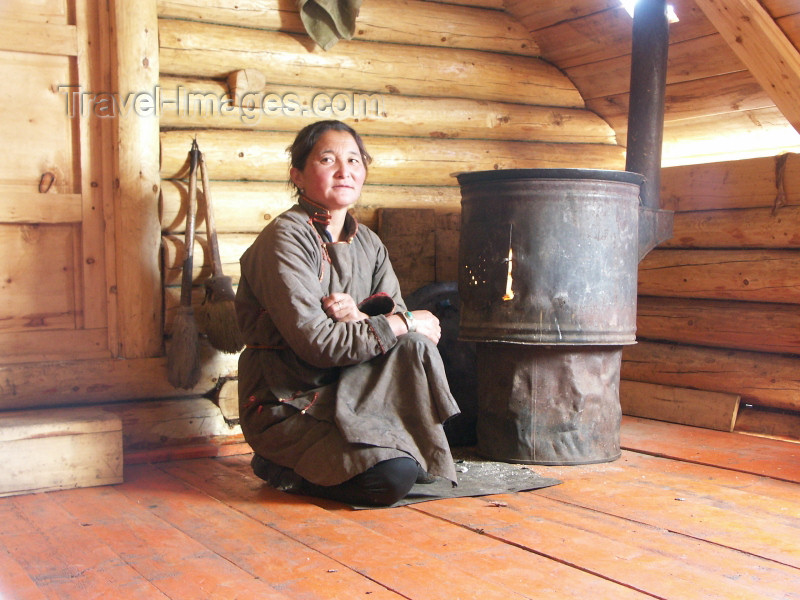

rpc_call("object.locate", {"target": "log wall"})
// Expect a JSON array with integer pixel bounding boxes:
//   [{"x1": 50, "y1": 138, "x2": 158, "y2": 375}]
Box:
[
  {"x1": 624, "y1": 154, "x2": 800, "y2": 436},
  {"x1": 157, "y1": 0, "x2": 623, "y2": 329}
]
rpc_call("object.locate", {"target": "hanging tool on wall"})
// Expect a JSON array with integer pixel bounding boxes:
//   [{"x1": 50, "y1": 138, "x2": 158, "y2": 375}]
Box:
[
  {"x1": 167, "y1": 139, "x2": 202, "y2": 389},
  {"x1": 198, "y1": 148, "x2": 244, "y2": 353}
]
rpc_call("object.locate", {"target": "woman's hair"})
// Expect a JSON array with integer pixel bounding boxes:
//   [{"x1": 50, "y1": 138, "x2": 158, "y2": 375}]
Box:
[{"x1": 287, "y1": 120, "x2": 372, "y2": 195}]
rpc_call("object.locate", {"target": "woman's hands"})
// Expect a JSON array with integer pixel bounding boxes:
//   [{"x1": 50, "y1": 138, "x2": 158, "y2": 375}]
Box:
[
  {"x1": 322, "y1": 293, "x2": 367, "y2": 323},
  {"x1": 323, "y1": 294, "x2": 441, "y2": 345},
  {"x1": 387, "y1": 310, "x2": 441, "y2": 345},
  {"x1": 407, "y1": 310, "x2": 442, "y2": 344}
]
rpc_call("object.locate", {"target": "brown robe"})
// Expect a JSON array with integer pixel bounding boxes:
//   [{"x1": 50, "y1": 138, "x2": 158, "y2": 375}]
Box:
[{"x1": 235, "y1": 198, "x2": 460, "y2": 486}]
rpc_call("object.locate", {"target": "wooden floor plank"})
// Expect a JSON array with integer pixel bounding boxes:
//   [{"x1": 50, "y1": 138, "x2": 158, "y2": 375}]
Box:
[
  {"x1": 595, "y1": 449, "x2": 800, "y2": 508},
  {"x1": 415, "y1": 493, "x2": 800, "y2": 600},
  {"x1": 532, "y1": 451, "x2": 800, "y2": 569},
  {"x1": 160, "y1": 457, "x2": 537, "y2": 600},
  {"x1": 54, "y1": 474, "x2": 292, "y2": 600},
  {"x1": 0, "y1": 493, "x2": 168, "y2": 599},
  {"x1": 621, "y1": 415, "x2": 800, "y2": 482},
  {"x1": 0, "y1": 547, "x2": 48, "y2": 600},
  {"x1": 120, "y1": 464, "x2": 404, "y2": 600},
  {"x1": 332, "y1": 501, "x2": 653, "y2": 599}
]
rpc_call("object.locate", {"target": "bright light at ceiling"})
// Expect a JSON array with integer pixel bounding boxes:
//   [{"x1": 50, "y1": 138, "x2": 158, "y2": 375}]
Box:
[{"x1": 621, "y1": 0, "x2": 679, "y2": 23}]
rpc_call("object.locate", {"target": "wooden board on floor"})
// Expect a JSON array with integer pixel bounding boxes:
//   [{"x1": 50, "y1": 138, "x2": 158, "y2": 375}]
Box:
[
  {"x1": 620, "y1": 415, "x2": 800, "y2": 482},
  {"x1": 0, "y1": 407, "x2": 122, "y2": 497},
  {"x1": 414, "y1": 490, "x2": 800, "y2": 600},
  {"x1": 334, "y1": 497, "x2": 649, "y2": 599},
  {"x1": 0, "y1": 493, "x2": 167, "y2": 598},
  {"x1": 620, "y1": 379, "x2": 740, "y2": 431},
  {"x1": 160, "y1": 457, "x2": 545, "y2": 600},
  {"x1": 530, "y1": 450, "x2": 800, "y2": 570},
  {"x1": 51, "y1": 481, "x2": 292, "y2": 599}
]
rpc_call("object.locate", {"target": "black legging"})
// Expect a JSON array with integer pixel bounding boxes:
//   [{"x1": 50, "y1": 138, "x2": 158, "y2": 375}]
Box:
[{"x1": 299, "y1": 457, "x2": 418, "y2": 506}]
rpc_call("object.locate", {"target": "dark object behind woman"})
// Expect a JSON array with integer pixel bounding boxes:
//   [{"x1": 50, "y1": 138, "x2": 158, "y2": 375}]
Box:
[{"x1": 235, "y1": 120, "x2": 460, "y2": 506}]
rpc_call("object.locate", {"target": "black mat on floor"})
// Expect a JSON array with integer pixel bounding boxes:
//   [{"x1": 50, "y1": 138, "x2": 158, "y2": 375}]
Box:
[{"x1": 352, "y1": 454, "x2": 562, "y2": 510}]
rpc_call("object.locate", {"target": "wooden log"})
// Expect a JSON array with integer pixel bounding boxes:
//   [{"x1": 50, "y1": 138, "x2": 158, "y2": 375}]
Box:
[
  {"x1": 212, "y1": 378, "x2": 240, "y2": 424},
  {"x1": 567, "y1": 33, "x2": 745, "y2": 101},
  {"x1": 529, "y1": 4, "x2": 704, "y2": 70},
  {"x1": 160, "y1": 179, "x2": 293, "y2": 233},
  {"x1": 157, "y1": 0, "x2": 537, "y2": 56},
  {"x1": 162, "y1": 232, "x2": 252, "y2": 285},
  {"x1": 660, "y1": 153, "x2": 800, "y2": 211},
  {"x1": 425, "y1": 0, "x2": 504, "y2": 9},
  {"x1": 160, "y1": 179, "x2": 462, "y2": 233},
  {"x1": 621, "y1": 340, "x2": 800, "y2": 412},
  {"x1": 660, "y1": 106, "x2": 800, "y2": 167},
  {"x1": 115, "y1": 0, "x2": 163, "y2": 358},
  {"x1": 0, "y1": 407, "x2": 122, "y2": 497},
  {"x1": 106, "y1": 397, "x2": 242, "y2": 454},
  {"x1": 619, "y1": 379, "x2": 740, "y2": 431},
  {"x1": 506, "y1": 0, "x2": 620, "y2": 32},
  {"x1": 637, "y1": 248, "x2": 800, "y2": 303},
  {"x1": 589, "y1": 70, "x2": 774, "y2": 132},
  {"x1": 0, "y1": 352, "x2": 239, "y2": 411},
  {"x1": 771, "y1": 2, "x2": 800, "y2": 19},
  {"x1": 536, "y1": 0, "x2": 716, "y2": 69},
  {"x1": 664, "y1": 205, "x2": 800, "y2": 248},
  {"x1": 636, "y1": 296, "x2": 800, "y2": 355},
  {"x1": 377, "y1": 208, "x2": 436, "y2": 296},
  {"x1": 694, "y1": 0, "x2": 800, "y2": 133},
  {"x1": 160, "y1": 130, "x2": 625, "y2": 185},
  {"x1": 158, "y1": 75, "x2": 616, "y2": 144},
  {"x1": 734, "y1": 404, "x2": 800, "y2": 442},
  {"x1": 158, "y1": 19, "x2": 583, "y2": 107}
]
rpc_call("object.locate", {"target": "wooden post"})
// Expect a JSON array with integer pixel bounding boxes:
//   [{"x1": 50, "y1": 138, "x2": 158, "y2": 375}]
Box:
[{"x1": 114, "y1": 0, "x2": 163, "y2": 357}]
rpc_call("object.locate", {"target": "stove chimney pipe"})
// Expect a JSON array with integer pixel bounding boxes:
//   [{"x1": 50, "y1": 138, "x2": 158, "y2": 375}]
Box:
[{"x1": 625, "y1": 0, "x2": 674, "y2": 257}]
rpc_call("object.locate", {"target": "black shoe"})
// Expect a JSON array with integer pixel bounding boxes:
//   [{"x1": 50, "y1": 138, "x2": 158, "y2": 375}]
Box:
[
  {"x1": 415, "y1": 464, "x2": 437, "y2": 484},
  {"x1": 251, "y1": 454, "x2": 304, "y2": 492}
]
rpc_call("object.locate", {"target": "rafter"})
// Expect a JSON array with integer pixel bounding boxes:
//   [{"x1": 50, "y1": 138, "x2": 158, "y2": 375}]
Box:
[{"x1": 693, "y1": 0, "x2": 800, "y2": 134}]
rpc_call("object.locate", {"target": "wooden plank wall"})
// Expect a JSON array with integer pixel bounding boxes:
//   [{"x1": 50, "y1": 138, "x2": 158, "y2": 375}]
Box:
[
  {"x1": 507, "y1": 0, "x2": 800, "y2": 166},
  {"x1": 156, "y1": 0, "x2": 624, "y2": 329},
  {"x1": 623, "y1": 154, "x2": 800, "y2": 439}
]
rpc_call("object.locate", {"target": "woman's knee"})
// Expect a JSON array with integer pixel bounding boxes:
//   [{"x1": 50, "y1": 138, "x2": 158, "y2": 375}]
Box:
[{"x1": 354, "y1": 457, "x2": 418, "y2": 506}]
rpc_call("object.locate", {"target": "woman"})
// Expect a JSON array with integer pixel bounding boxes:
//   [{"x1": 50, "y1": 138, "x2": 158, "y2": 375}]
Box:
[{"x1": 235, "y1": 120, "x2": 460, "y2": 506}]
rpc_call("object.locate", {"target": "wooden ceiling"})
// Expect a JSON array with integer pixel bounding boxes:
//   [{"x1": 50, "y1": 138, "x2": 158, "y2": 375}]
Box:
[{"x1": 466, "y1": 0, "x2": 800, "y2": 166}]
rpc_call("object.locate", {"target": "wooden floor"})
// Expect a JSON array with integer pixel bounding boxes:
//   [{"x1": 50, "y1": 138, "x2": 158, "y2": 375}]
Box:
[{"x1": 2, "y1": 416, "x2": 799, "y2": 599}]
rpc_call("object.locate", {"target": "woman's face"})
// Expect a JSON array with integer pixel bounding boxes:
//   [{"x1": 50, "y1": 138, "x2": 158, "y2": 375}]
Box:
[{"x1": 290, "y1": 129, "x2": 367, "y2": 212}]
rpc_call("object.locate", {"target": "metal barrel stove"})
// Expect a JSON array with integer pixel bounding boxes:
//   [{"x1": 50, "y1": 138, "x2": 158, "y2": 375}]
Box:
[{"x1": 457, "y1": 168, "x2": 668, "y2": 465}]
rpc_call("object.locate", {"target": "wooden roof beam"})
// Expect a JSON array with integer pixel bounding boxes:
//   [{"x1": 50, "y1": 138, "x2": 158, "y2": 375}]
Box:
[{"x1": 693, "y1": 0, "x2": 800, "y2": 134}]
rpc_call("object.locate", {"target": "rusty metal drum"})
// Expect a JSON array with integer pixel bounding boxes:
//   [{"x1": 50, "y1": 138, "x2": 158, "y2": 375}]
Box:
[
  {"x1": 456, "y1": 169, "x2": 645, "y2": 465},
  {"x1": 456, "y1": 169, "x2": 645, "y2": 346},
  {"x1": 475, "y1": 343, "x2": 623, "y2": 465}
]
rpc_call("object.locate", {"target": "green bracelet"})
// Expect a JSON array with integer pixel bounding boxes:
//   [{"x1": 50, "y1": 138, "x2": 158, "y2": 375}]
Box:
[{"x1": 399, "y1": 310, "x2": 416, "y2": 333}]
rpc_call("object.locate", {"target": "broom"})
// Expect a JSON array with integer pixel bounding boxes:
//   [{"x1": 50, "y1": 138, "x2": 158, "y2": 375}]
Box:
[
  {"x1": 198, "y1": 149, "x2": 244, "y2": 353},
  {"x1": 167, "y1": 139, "x2": 202, "y2": 388}
]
